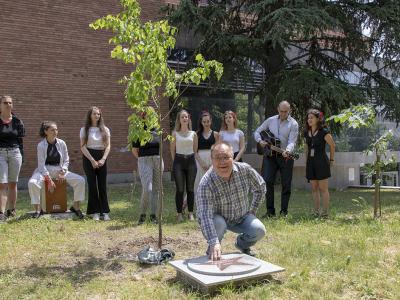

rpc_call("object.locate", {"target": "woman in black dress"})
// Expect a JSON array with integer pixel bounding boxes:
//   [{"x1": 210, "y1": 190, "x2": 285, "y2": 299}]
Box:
[{"x1": 304, "y1": 109, "x2": 335, "y2": 218}]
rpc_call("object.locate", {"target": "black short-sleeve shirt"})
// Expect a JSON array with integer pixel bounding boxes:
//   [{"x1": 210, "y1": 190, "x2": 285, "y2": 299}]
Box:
[
  {"x1": 0, "y1": 115, "x2": 25, "y2": 150},
  {"x1": 304, "y1": 128, "x2": 329, "y2": 157},
  {"x1": 132, "y1": 130, "x2": 160, "y2": 157}
]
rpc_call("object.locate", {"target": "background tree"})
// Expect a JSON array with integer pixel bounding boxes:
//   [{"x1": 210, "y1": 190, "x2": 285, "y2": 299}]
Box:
[
  {"x1": 168, "y1": 0, "x2": 400, "y2": 123},
  {"x1": 90, "y1": 0, "x2": 222, "y2": 248}
]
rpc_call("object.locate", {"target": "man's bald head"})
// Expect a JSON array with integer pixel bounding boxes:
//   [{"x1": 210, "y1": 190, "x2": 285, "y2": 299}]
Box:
[
  {"x1": 211, "y1": 142, "x2": 234, "y2": 158},
  {"x1": 277, "y1": 101, "x2": 291, "y2": 121},
  {"x1": 278, "y1": 101, "x2": 290, "y2": 110}
]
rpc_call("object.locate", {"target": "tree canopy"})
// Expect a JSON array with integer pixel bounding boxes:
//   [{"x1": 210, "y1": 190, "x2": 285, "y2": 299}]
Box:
[
  {"x1": 168, "y1": 0, "x2": 400, "y2": 123},
  {"x1": 90, "y1": 0, "x2": 222, "y2": 145}
]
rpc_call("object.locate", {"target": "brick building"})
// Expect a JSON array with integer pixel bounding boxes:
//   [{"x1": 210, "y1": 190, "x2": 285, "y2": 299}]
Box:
[{"x1": 0, "y1": 0, "x2": 171, "y2": 184}]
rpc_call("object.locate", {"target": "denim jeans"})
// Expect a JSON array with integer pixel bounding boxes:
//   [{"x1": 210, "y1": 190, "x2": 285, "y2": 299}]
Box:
[
  {"x1": 213, "y1": 213, "x2": 266, "y2": 250},
  {"x1": 138, "y1": 155, "x2": 163, "y2": 215},
  {"x1": 0, "y1": 148, "x2": 22, "y2": 183}
]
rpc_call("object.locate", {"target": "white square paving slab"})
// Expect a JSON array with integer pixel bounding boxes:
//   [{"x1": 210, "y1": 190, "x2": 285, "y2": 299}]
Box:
[{"x1": 170, "y1": 252, "x2": 285, "y2": 293}]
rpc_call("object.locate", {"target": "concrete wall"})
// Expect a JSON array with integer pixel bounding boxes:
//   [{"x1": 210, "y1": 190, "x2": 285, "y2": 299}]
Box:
[
  {"x1": 18, "y1": 151, "x2": 399, "y2": 189},
  {"x1": 242, "y1": 151, "x2": 400, "y2": 190}
]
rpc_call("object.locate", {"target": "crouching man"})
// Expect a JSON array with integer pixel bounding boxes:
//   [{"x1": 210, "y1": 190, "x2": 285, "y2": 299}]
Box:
[{"x1": 196, "y1": 142, "x2": 267, "y2": 261}]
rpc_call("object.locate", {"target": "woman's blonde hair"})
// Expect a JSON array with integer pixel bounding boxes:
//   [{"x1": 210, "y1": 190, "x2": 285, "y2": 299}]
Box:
[
  {"x1": 0, "y1": 95, "x2": 12, "y2": 102},
  {"x1": 174, "y1": 109, "x2": 192, "y2": 131}
]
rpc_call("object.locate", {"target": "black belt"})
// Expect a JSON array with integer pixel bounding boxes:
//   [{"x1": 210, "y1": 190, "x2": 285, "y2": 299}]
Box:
[
  {"x1": 175, "y1": 153, "x2": 195, "y2": 159},
  {"x1": 266, "y1": 152, "x2": 282, "y2": 158}
]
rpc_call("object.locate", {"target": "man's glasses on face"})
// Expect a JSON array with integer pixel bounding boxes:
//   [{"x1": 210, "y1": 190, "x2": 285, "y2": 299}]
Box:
[
  {"x1": 1, "y1": 102, "x2": 12, "y2": 105},
  {"x1": 212, "y1": 155, "x2": 233, "y2": 162}
]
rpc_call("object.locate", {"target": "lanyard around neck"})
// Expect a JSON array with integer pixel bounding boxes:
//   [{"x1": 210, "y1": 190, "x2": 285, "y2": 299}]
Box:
[{"x1": 277, "y1": 117, "x2": 282, "y2": 138}]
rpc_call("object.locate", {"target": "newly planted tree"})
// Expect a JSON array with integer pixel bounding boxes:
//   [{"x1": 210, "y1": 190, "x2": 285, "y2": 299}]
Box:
[
  {"x1": 328, "y1": 105, "x2": 394, "y2": 218},
  {"x1": 90, "y1": 0, "x2": 223, "y2": 248},
  {"x1": 364, "y1": 130, "x2": 394, "y2": 217}
]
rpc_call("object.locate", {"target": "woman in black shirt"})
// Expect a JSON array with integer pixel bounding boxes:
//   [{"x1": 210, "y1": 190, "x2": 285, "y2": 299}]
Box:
[
  {"x1": 132, "y1": 128, "x2": 162, "y2": 225},
  {"x1": 304, "y1": 109, "x2": 335, "y2": 218},
  {"x1": 194, "y1": 111, "x2": 219, "y2": 192},
  {"x1": 28, "y1": 121, "x2": 86, "y2": 218},
  {"x1": 0, "y1": 96, "x2": 24, "y2": 221}
]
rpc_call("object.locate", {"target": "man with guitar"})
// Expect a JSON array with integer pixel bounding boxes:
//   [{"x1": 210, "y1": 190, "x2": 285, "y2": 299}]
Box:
[{"x1": 254, "y1": 101, "x2": 299, "y2": 217}]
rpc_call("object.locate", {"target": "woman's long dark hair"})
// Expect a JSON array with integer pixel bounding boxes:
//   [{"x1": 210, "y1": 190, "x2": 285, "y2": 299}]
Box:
[
  {"x1": 82, "y1": 106, "x2": 107, "y2": 146},
  {"x1": 304, "y1": 108, "x2": 327, "y2": 134},
  {"x1": 197, "y1": 111, "x2": 212, "y2": 135}
]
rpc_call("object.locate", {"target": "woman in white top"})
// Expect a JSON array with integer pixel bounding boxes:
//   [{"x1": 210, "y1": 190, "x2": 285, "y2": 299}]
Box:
[
  {"x1": 80, "y1": 107, "x2": 111, "y2": 221},
  {"x1": 194, "y1": 111, "x2": 219, "y2": 192},
  {"x1": 219, "y1": 110, "x2": 245, "y2": 162},
  {"x1": 170, "y1": 110, "x2": 198, "y2": 222}
]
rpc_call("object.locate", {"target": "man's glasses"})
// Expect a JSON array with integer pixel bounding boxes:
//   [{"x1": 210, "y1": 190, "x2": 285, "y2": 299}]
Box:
[
  {"x1": 1, "y1": 102, "x2": 12, "y2": 105},
  {"x1": 212, "y1": 155, "x2": 232, "y2": 162}
]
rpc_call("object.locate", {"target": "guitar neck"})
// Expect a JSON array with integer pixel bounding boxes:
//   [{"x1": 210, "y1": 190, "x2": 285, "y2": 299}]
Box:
[
  {"x1": 268, "y1": 144, "x2": 298, "y2": 159},
  {"x1": 269, "y1": 145, "x2": 284, "y2": 154}
]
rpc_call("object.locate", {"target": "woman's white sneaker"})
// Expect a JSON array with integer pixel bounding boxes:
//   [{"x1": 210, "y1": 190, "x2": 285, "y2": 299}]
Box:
[
  {"x1": 92, "y1": 213, "x2": 100, "y2": 221},
  {"x1": 103, "y1": 213, "x2": 111, "y2": 221}
]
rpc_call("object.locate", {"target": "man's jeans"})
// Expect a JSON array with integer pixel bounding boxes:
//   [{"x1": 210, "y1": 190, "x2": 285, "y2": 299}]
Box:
[{"x1": 213, "y1": 214, "x2": 266, "y2": 250}]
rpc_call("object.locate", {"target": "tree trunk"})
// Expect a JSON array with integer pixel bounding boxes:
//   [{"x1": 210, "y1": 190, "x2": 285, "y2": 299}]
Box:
[
  {"x1": 158, "y1": 112, "x2": 164, "y2": 249},
  {"x1": 374, "y1": 152, "x2": 381, "y2": 218},
  {"x1": 263, "y1": 45, "x2": 285, "y2": 118},
  {"x1": 246, "y1": 92, "x2": 254, "y2": 152},
  {"x1": 379, "y1": 181, "x2": 382, "y2": 217}
]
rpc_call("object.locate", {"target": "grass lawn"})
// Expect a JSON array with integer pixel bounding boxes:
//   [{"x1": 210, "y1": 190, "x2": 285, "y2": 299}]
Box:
[{"x1": 0, "y1": 183, "x2": 399, "y2": 299}]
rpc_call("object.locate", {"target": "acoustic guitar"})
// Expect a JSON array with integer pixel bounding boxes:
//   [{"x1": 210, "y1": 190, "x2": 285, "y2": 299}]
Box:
[{"x1": 256, "y1": 129, "x2": 299, "y2": 160}]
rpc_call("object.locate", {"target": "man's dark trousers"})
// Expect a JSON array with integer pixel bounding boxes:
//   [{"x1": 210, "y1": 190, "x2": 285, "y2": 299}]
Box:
[{"x1": 261, "y1": 155, "x2": 294, "y2": 215}]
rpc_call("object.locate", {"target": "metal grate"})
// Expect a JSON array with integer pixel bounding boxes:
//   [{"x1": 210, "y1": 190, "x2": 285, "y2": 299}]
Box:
[{"x1": 167, "y1": 60, "x2": 265, "y2": 92}]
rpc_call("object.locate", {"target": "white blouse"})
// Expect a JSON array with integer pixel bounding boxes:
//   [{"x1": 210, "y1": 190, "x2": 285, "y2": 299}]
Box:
[
  {"x1": 219, "y1": 129, "x2": 244, "y2": 153},
  {"x1": 80, "y1": 127, "x2": 110, "y2": 150},
  {"x1": 175, "y1": 131, "x2": 196, "y2": 155}
]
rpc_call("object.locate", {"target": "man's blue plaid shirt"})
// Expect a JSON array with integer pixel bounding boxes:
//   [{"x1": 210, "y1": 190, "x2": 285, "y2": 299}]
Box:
[{"x1": 196, "y1": 162, "x2": 266, "y2": 246}]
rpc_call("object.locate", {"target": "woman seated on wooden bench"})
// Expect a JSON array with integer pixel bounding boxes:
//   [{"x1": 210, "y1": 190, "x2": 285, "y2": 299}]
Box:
[{"x1": 28, "y1": 121, "x2": 85, "y2": 218}]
